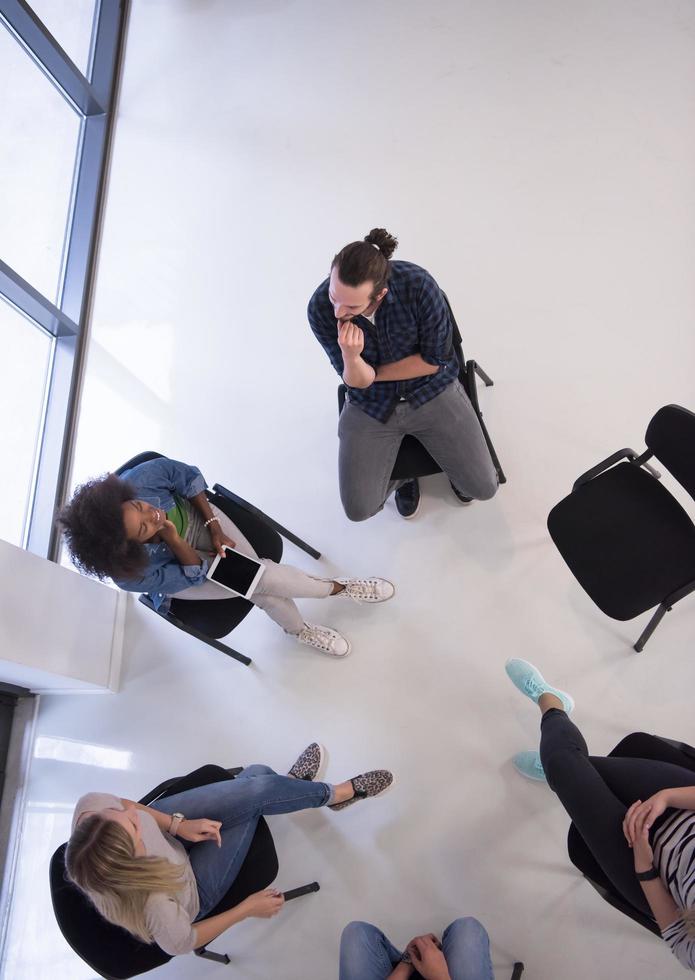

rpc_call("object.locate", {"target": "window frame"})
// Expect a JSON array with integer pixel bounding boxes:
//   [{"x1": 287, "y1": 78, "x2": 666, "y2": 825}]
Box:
[{"x1": 0, "y1": 0, "x2": 129, "y2": 558}]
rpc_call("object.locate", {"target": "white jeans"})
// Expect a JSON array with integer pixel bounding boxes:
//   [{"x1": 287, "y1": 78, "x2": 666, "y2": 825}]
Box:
[{"x1": 170, "y1": 505, "x2": 331, "y2": 633}]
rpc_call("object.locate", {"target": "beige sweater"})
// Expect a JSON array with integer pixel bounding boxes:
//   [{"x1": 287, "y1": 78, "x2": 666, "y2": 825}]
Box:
[{"x1": 72, "y1": 792, "x2": 200, "y2": 955}]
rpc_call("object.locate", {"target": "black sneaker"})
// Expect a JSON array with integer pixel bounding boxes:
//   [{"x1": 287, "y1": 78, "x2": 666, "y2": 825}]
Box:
[
  {"x1": 395, "y1": 479, "x2": 421, "y2": 519},
  {"x1": 450, "y1": 481, "x2": 473, "y2": 504}
]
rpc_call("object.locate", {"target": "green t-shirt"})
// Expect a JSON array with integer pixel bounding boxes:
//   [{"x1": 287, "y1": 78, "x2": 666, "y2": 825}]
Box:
[{"x1": 166, "y1": 495, "x2": 189, "y2": 538}]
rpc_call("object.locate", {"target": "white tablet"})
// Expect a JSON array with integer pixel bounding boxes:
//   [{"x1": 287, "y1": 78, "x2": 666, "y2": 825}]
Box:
[{"x1": 206, "y1": 546, "x2": 265, "y2": 598}]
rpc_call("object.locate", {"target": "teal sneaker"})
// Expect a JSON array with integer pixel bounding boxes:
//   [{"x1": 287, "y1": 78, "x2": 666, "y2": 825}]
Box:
[
  {"x1": 512, "y1": 750, "x2": 547, "y2": 782},
  {"x1": 505, "y1": 658, "x2": 574, "y2": 714}
]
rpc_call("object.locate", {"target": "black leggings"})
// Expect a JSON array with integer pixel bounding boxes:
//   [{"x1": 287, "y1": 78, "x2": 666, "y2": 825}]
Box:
[{"x1": 540, "y1": 709, "x2": 695, "y2": 916}]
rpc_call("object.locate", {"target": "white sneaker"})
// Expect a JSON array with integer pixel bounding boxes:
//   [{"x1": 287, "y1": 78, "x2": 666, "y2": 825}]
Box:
[
  {"x1": 297, "y1": 622, "x2": 351, "y2": 658},
  {"x1": 334, "y1": 577, "x2": 395, "y2": 603}
]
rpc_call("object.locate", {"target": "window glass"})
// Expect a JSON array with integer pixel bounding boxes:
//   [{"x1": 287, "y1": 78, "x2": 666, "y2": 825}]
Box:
[
  {"x1": 0, "y1": 297, "x2": 53, "y2": 546},
  {"x1": 0, "y1": 23, "x2": 82, "y2": 303}
]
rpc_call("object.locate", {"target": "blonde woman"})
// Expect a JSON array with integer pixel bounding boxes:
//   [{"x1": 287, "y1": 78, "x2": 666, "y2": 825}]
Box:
[{"x1": 66, "y1": 744, "x2": 392, "y2": 956}]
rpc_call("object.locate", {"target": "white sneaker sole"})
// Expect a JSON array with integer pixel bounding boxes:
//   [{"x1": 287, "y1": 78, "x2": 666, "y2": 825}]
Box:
[
  {"x1": 336, "y1": 579, "x2": 396, "y2": 603},
  {"x1": 398, "y1": 497, "x2": 421, "y2": 520},
  {"x1": 307, "y1": 638, "x2": 352, "y2": 658}
]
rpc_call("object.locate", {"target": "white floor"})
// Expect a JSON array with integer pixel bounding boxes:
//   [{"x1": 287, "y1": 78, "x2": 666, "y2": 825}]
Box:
[{"x1": 4, "y1": 1, "x2": 695, "y2": 977}]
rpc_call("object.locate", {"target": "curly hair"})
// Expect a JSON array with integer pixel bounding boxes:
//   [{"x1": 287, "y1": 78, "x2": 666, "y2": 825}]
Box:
[{"x1": 58, "y1": 474, "x2": 149, "y2": 581}]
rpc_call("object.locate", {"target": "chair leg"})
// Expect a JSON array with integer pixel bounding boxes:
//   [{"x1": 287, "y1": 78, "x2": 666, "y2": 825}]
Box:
[
  {"x1": 472, "y1": 361, "x2": 494, "y2": 386},
  {"x1": 168, "y1": 615, "x2": 253, "y2": 666},
  {"x1": 194, "y1": 947, "x2": 231, "y2": 965},
  {"x1": 511, "y1": 964, "x2": 524, "y2": 980},
  {"x1": 634, "y1": 603, "x2": 669, "y2": 652},
  {"x1": 212, "y1": 484, "x2": 321, "y2": 559}
]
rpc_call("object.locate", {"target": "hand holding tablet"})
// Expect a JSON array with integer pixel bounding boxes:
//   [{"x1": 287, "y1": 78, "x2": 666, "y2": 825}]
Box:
[{"x1": 206, "y1": 546, "x2": 265, "y2": 598}]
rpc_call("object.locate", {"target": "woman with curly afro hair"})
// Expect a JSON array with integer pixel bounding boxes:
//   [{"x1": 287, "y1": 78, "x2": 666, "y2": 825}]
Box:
[{"x1": 58, "y1": 456, "x2": 395, "y2": 657}]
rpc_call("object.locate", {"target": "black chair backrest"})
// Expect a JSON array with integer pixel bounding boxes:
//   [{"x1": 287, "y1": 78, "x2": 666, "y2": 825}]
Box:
[
  {"x1": 115, "y1": 452, "x2": 164, "y2": 478},
  {"x1": 568, "y1": 732, "x2": 695, "y2": 938},
  {"x1": 50, "y1": 765, "x2": 274, "y2": 979},
  {"x1": 441, "y1": 292, "x2": 466, "y2": 380},
  {"x1": 50, "y1": 846, "x2": 172, "y2": 979},
  {"x1": 645, "y1": 405, "x2": 695, "y2": 500}
]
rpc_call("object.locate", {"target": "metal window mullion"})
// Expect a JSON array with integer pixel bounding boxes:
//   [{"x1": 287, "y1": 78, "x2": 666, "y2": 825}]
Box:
[
  {"x1": 0, "y1": 261, "x2": 79, "y2": 337},
  {"x1": 21, "y1": 334, "x2": 56, "y2": 549},
  {"x1": 26, "y1": 334, "x2": 78, "y2": 553},
  {"x1": 23, "y1": 0, "x2": 129, "y2": 559},
  {"x1": 0, "y1": 0, "x2": 106, "y2": 116}
]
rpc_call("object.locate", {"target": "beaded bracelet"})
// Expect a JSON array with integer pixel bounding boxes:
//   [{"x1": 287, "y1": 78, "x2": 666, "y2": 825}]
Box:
[{"x1": 204, "y1": 516, "x2": 220, "y2": 528}]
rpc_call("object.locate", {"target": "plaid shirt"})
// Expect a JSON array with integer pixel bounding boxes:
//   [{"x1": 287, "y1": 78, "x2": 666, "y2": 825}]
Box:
[{"x1": 308, "y1": 260, "x2": 460, "y2": 422}]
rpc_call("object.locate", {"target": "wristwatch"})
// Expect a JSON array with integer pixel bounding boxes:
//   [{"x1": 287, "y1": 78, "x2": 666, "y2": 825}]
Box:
[
  {"x1": 169, "y1": 812, "x2": 185, "y2": 836},
  {"x1": 636, "y1": 866, "x2": 660, "y2": 881}
]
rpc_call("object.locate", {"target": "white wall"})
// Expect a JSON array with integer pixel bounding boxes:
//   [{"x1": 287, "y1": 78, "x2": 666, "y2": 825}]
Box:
[{"x1": 0, "y1": 539, "x2": 124, "y2": 692}]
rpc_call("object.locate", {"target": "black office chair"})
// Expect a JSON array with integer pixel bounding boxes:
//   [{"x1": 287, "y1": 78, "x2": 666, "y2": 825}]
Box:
[
  {"x1": 547, "y1": 404, "x2": 695, "y2": 651},
  {"x1": 567, "y1": 731, "x2": 695, "y2": 937},
  {"x1": 50, "y1": 764, "x2": 319, "y2": 978},
  {"x1": 337, "y1": 294, "x2": 506, "y2": 485},
  {"x1": 115, "y1": 452, "x2": 322, "y2": 666}
]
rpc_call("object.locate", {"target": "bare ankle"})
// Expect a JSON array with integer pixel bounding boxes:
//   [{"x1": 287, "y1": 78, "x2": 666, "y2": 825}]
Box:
[{"x1": 539, "y1": 692, "x2": 564, "y2": 713}]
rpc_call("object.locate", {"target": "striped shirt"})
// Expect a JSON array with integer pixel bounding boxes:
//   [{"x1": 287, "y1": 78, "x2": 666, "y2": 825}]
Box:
[
  {"x1": 653, "y1": 808, "x2": 695, "y2": 969},
  {"x1": 308, "y1": 260, "x2": 460, "y2": 422}
]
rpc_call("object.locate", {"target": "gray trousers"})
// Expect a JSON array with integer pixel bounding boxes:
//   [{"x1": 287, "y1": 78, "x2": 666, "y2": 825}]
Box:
[
  {"x1": 170, "y1": 504, "x2": 332, "y2": 633},
  {"x1": 338, "y1": 380, "x2": 498, "y2": 522}
]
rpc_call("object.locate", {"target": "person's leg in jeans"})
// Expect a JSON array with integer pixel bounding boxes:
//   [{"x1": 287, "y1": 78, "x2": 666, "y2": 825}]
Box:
[
  {"x1": 170, "y1": 506, "x2": 332, "y2": 633},
  {"x1": 540, "y1": 706, "x2": 695, "y2": 915},
  {"x1": 150, "y1": 766, "x2": 333, "y2": 916},
  {"x1": 339, "y1": 921, "x2": 403, "y2": 980},
  {"x1": 407, "y1": 381, "x2": 498, "y2": 500},
  {"x1": 338, "y1": 400, "x2": 407, "y2": 522},
  {"x1": 441, "y1": 917, "x2": 494, "y2": 980}
]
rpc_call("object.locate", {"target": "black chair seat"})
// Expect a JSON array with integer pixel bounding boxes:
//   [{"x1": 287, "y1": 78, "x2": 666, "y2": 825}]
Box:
[
  {"x1": 168, "y1": 489, "x2": 283, "y2": 639},
  {"x1": 567, "y1": 733, "x2": 695, "y2": 938},
  {"x1": 50, "y1": 765, "x2": 278, "y2": 979},
  {"x1": 391, "y1": 435, "x2": 441, "y2": 481},
  {"x1": 548, "y1": 462, "x2": 695, "y2": 620}
]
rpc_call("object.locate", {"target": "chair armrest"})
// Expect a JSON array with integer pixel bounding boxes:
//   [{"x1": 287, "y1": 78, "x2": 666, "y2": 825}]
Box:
[
  {"x1": 573, "y1": 448, "x2": 662, "y2": 490},
  {"x1": 572, "y1": 449, "x2": 639, "y2": 490},
  {"x1": 211, "y1": 484, "x2": 264, "y2": 519}
]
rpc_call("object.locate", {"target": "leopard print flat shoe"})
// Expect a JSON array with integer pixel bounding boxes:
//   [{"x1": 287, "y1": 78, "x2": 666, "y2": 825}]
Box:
[
  {"x1": 328, "y1": 769, "x2": 393, "y2": 811},
  {"x1": 288, "y1": 743, "x2": 325, "y2": 781}
]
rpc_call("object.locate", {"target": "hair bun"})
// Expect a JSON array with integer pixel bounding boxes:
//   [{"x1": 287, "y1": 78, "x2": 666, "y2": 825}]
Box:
[{"x1": 363, "y1": 228, "x2": 398, "y2": 261}]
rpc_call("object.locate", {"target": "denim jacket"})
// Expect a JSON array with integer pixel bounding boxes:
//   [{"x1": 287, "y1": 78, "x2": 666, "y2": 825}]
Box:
[{"x1": 114, "y1": 457, "x2": 209, "y2": 611}]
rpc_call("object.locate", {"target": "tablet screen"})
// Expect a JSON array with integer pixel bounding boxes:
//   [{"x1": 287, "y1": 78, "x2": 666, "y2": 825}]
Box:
[{"x1": 208, "y1": 549, "x2": 263, "y2": 595}]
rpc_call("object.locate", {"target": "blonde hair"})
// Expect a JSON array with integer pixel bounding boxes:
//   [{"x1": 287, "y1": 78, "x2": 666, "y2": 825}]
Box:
[{"x1": 66, "y1": 814, "x2": 187, "y2": 943}]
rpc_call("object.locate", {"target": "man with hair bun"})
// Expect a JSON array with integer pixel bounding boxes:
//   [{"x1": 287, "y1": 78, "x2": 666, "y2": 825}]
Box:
[{"x1": 308, "y1": 228, "x2": 498, "y2": 521}]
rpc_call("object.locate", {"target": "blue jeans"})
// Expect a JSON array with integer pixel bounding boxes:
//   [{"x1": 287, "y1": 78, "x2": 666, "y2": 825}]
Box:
[
  {"x1": 150, "y1": 766, "x2": 331, "y2": 917},
  {"x1": 339, "y1": 918, "x2": 494, "y2": 980}
]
